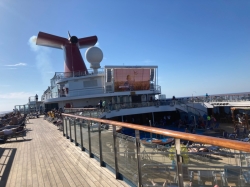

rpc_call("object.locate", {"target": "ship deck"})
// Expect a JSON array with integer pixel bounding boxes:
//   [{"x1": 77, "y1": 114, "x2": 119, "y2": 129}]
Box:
[{"x1": 0, "y1": 117, "x2": 129, "y2": 187}]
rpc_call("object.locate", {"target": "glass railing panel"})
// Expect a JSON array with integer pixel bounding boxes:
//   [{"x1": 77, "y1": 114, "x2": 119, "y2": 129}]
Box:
[
  {"x1": 83, "y1": 111, "x2": 91, "y2": 117},
  {"x1": 140, "y1": 138, "x2": 176, "y2": 186},
  {"x1": 89, "y1": 121, "x2": 100, "y2": 158},
  {"x1": 75, "y1": 119, "x2": 81, "y2": 146},
  {"x1": 67, "y1": 119, "x2": 71, "y2": 139},
  {"x1": 70, "y1": 119, "x2": 75, "y2": 141},
  {"x1": 241, "y1": 151, "x2": 250, "y2": 167},
  {"x1": 116, "y1": 133, "x2": 137, "y2": 186},
  {"x1": 63, "y1": 119, "x2": 67, "y2": 136},
  {"x1": 90, "y1": 110, "x2": 99, "y2": 118},
  {"x1": 181, "y1": 146, "x2": 250, "y2": 186},
  {"x1": 101, "y1": 124, "x2": 115, "y2": 169},
  {"x1": 81, "y1": 120, "x2": 89, "y2": 150}
]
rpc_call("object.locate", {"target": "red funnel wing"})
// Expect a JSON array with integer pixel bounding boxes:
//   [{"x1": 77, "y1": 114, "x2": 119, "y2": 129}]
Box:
[
  {"x1": 78, "y1": 36, "x2": 98, "y2": 49},
  {"x1": 36, "y1": 32, "x2": 68, "y2": 49},
  {"x1": 64, "y1": 44, "x2": 88, "y2": 73}
]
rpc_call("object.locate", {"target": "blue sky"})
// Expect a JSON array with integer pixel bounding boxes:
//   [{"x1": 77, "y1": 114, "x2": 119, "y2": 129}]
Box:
[{"x1": 0, "y1": 0, "x2": 249, "y2": 111}]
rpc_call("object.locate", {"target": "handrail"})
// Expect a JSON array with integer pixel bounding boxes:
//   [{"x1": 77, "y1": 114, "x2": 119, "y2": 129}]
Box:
[
  {"x1": 65, "y1": 108, "x2": 97, "y2": 110},
  {"x1": 62, "y1": 113, "x2": 250, "y2": 153},
  {"x1": 62, "y1": 100, "x2": 174, "y2": 112},
  {"x1": 176, "y1": 101, "x2": 207, "y2": 115}
]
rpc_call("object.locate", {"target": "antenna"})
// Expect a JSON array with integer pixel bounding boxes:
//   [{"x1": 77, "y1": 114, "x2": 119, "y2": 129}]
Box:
[{"x1": 68, "y1": 31, "x2": 71, "y2": 38}]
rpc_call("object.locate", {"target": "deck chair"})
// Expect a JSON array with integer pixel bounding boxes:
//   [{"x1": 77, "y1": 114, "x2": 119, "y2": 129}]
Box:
[
  {"x1": 221, "y1": 166, "x2": 241, "y2": 186},
  {"x1": 197, "y1": 170, "x2": 217, "y2": 185},
  {"x1": 14, "y1": 126, "x2": 26, "y2": 140},
  {"x1": 0, "y1": 126, "x2": 26, "y2": 142}
]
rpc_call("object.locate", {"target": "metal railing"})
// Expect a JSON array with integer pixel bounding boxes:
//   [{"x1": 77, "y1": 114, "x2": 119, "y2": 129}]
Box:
[
  {"x1": 53, "y1": 69, "x2": 105, "y2": 80},
  {"x1": 181, "y1": 94, "x2": 250, "y2": 104},
  {"x1": 58, "y1": 111, "x2": 250, "y2": 187},
  {"x1": 63, "y1": 100, "x2": 182, "y2": 115},
  {"x1": 41, "y1": 86, "x2": 161, "y2": 101}
]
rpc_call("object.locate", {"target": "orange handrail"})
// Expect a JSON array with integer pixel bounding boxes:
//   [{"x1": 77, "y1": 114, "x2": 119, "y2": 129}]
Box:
[{"x1": 62, "y1": 113, "x2": 250, "y2": 153}]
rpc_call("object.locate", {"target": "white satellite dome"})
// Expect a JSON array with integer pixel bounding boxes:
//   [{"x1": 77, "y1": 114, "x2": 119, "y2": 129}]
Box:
[
  {"x1": 85, "y1": 46, "x2": 103, "y2": 63},
  {"x1": 85, "y1": 46, "x2": 103, "y2": 74}
]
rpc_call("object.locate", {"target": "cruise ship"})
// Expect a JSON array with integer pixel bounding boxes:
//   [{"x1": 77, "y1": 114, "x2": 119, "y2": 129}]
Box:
[
  {"x1": 10, "y1": 31, "x2": 250, "y2": 187},
  {"x1": 13, "y1": 31, "x2": 250, "y2": 124},
  {"x1": 29, "y1": 31, "x2": 206, "y2": 123}
]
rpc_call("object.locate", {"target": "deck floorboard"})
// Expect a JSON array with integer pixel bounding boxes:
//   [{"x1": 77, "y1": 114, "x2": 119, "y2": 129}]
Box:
[{"x1": 0, "y1": 117, "x2": 129, "y2": 187}]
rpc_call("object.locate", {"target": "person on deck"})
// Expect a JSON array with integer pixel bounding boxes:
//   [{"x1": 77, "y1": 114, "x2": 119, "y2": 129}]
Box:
[
  {"x1": 99, "y1": 100, "x2": 103, "y2": 111},
  {"x1": 102, "y1": 100, "x2": 106, "y2": 112},
  {"x1": 207, "y1": 115, "x2": 211, "y2": 128},
  {"x1": 0, "y1": 126, "x2": 23, "y2": 136}
]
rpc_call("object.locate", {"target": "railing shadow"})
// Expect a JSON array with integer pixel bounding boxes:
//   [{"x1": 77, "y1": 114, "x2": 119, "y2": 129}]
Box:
[{"x1": 0, "y1": 148, "x2": 17, "y2": 186}]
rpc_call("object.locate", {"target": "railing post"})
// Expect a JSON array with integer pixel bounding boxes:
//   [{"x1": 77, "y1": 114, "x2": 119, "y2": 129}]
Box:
[
  {"x1": 88, "y1": 120, "x2": 93, "y2": 158},
  {"x1": 69, "y1": 119, "x2": 73, "y2": 142},
  {"x1": 74, "y1": 119, "x2": 78, "y2": 146},
  {"x1": 175, "y1": 138, "x2": 183, "y2": 187},
  {"x1": 98, "y1": 122, "x2": 104, "y2": 166},
  {"x1": 63, "y1": 118, "x2": 65, "y2": 136},
  {"x1": 135, "y1": 130, "x2": 142, "y2": 187},
  {"x1": 66, "y1": 118, "x2": 69, "y2": 139},
  {"x1": 113, "y1": 125, "x2": 120, "y2": 179},
  {"x1": 80, "y1": 121, "x2": 85, "y2": 151},
  {"x1": 149, "y1": 120, "x2": 152, "y2": 140}
]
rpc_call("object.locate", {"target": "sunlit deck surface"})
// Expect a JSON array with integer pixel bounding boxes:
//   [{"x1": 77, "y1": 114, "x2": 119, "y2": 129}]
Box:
[{"x1": 0, "y1": 117, "x2": 129, "y2": 187}]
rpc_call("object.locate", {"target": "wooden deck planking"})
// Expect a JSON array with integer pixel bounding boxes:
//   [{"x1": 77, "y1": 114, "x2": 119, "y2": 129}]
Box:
[{"x1": 0, "y1": 117, "x2": 129, "y2": 187}]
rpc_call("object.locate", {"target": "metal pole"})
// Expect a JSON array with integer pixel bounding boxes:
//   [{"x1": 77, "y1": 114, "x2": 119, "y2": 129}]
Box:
[
  {"x1": 98, "y1": 122, "x2": 104, "y2": 166},
  {"x1": 194, "y1": 116, "x2": 197, "y2": 129},
  {"x1": 135, "y1": 130, "x2": 142, "y2": 187},
  {"x1": 88, "y1": 120, "x2": 93, "y2": 158},
  {"x1": 74, "y1": 119, "x2": 78, "y2": 146},
  {"x1": 152, "y1": 112, "x2": 155, "y2": 126},
  {"x1": 66, "y1": 118, "x2": 69, "y2": 139},
  {"x1": 113, "y1": 125, "x2": 120, "y2": 179},
  {"x1": 69, "y1": 119, "x2": 73, "y2": 142},
  {"x1": 175, "y1": 138, "x2": 183, "y2": 187},
  {"x1": 80, "y1": 121, "x2": 85, "y2": 151},
  {"x1": 149, "y1": 120, "x2": 152, "y2": 140},
  {"x1": 63, "y1": 118, "x2": 65, "y2": 136}
]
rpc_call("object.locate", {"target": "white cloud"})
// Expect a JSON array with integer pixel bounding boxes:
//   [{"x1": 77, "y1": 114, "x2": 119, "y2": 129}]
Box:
[
  {"x1": 28, "y1": 35, "x2": 54, "y2": 85},
  {"x1": 5, "y1": 63, "x2": 27, "y2": 67},
  {"x1": 0, "y1": 92, "x2": 34, "y2": 99},
  {"x1": 29, "y1": 36, "x2": 39, "y2": 52}
]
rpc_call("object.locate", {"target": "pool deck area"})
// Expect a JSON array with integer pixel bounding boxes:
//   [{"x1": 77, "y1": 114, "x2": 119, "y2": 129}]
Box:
[{"x1": 0, "y1": 117, "x2": 129, "y2": 187}]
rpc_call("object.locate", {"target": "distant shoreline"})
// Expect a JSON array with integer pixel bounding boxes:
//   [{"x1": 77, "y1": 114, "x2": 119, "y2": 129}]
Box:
[{"x1": 0, "y1": 111, "x2": 12, "y2": 117}]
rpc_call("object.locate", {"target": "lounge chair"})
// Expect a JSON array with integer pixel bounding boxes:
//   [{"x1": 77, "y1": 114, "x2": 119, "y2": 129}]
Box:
[
  {"x1": 0, "y1": 126, "x2": 26, "y2": 142},
  {"x1": 197, "y1": 170, "x2": 217, "y2": 185}
]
